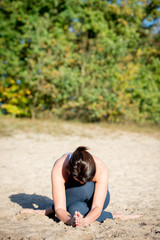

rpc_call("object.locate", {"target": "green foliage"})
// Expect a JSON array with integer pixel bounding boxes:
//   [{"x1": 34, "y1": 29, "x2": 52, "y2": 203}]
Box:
[{"x1": 0, "y1": 0, "x2": 160, "y2": 123}]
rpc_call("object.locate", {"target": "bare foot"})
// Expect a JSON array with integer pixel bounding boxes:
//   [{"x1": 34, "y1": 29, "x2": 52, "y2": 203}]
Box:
[
  {"x1": 21, "y1": 209, "x2": 45, "y2": 215},
  {"x1": 113, "y1": 212, "x2": 143, "y2": 220},
  {"x1": 74, "y1": 211, "x2": 84, "y2": 227},
  {"x1": 21, "y1": 207, "x2": 54, "y2": 216}
]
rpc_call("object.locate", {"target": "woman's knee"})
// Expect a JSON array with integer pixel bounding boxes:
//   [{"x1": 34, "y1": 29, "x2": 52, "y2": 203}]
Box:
[
  {"x1": 66, "y1": 181, "x2": 95, "y2": 204},
  {"x1": 96, "y1": 211, "x2": 113, "y2": 222},
  {"x1": 67, "y1": 201, "x2": 89, "y2": 216},
  {"x1": 103, "y1": 190, "x2": 110, "y2": 209},
  {"x1": 82, "y1": 181, "x2": 95, "y2": 201}
]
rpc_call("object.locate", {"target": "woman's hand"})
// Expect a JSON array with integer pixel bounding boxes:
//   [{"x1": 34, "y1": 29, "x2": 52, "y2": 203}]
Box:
[
  {"x1": 74, "y1": 211, "x2": 84, "y2": 227},
  {"x1": 74, "y1": 211, "x2": 89, "y2": 227},
  {"x1": 67, "y1": 215, "x2": 77, "y2": 227}
]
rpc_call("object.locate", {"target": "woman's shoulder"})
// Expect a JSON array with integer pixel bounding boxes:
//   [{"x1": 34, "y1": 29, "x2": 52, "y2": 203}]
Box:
[
  {"x1": 92, "y1": 154, "x2": 109, "y2": 182},
  {"x1": 52, "y1": 152, "x2": 71, "y2": 170},
  {"x1": 92, "y1": 154, "x2": 108, "y2": 168},
  {"x1": 52, "y1": 152, "x2": 71, "y2": 182}
]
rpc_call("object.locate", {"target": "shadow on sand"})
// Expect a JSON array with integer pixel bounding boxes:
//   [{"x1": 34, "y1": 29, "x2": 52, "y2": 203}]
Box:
[
  {"x1": 9, "y1": 193, "x2": 59, "y2": 221},
  {"x1": 9, "y1": 193, "x2": 52, "y2": 209}
]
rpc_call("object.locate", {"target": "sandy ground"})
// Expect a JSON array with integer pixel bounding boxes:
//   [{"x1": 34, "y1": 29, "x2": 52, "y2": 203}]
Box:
[{"x1": 0, "y1": 124, "x2": 160, "y2": 240}]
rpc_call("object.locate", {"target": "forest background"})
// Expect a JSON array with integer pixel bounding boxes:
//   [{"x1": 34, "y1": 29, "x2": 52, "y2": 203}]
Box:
[{"x1": 0, "y1": 0, "x2": 160, "y2": 123}]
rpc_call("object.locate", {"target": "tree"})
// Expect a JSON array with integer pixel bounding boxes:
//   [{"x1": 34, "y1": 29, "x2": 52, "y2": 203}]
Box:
[{"x1": 0, "y1": 0, "x2": 160, "y2": 123}]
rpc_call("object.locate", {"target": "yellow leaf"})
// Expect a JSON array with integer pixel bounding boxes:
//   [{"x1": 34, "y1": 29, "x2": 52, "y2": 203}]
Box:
[
  {"x1": 10, "y1": 79, "x2": 15, "y2": 84},
  {"x1": 26, "y1": 89, "x2": 31, "y2": 95}
]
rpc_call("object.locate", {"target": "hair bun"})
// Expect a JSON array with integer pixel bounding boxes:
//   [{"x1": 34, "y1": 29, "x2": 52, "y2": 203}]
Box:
[{"x1": 76, "y1": 146, "x2": 89, "y2": 152}]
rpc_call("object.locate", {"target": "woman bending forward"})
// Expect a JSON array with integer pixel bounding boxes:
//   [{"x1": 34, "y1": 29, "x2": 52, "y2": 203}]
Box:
[{"x1": 22, "y1": 146, "x2": 141, "y2": 227}]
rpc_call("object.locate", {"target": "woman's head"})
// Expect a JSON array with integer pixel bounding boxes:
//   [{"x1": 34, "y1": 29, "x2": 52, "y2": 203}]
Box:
[{"x1": 69, "y1": 146, "x2": 96, "y2": 183}]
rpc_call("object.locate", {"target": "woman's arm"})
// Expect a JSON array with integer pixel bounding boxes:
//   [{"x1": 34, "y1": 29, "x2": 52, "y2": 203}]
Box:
[
  {"x1": 55, "y1": 208, "x2": 75, "y2": 226},
  {"x1": 76, "y1": 166, "x2": 109, "y2": 227},
  {"x1": 51, "y1": 154, "x2": 75, "y2": 226}
]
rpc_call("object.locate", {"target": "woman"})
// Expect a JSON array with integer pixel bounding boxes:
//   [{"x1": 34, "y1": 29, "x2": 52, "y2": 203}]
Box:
[{"x1": 22, "y1": 146, "x2": 141, "y2": 227}]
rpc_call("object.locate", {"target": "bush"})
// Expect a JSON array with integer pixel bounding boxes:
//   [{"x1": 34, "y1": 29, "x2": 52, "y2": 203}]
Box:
[{"x1": 0, "y1": 0, "x2": 160, "y2": 123}]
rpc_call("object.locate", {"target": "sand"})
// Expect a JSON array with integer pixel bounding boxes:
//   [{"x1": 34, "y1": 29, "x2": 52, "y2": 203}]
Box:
[{"x1": 0, "y1": 125, "x2": 160, "y2": 239}]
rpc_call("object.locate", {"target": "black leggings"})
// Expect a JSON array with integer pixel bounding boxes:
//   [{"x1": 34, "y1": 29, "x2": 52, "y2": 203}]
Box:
[{"x1": 53, "y1": 177, "x2": 113, "y2": 222}]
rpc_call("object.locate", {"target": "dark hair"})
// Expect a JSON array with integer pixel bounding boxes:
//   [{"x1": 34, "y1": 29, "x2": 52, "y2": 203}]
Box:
[{"x1": 69, "y1": 146, "x2": 96, "y2": 183}]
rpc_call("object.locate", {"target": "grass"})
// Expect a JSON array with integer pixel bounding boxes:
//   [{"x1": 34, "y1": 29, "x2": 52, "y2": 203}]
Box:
[{"x1": 0, "y1": 115, "x2": 160, "y2": 138}]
